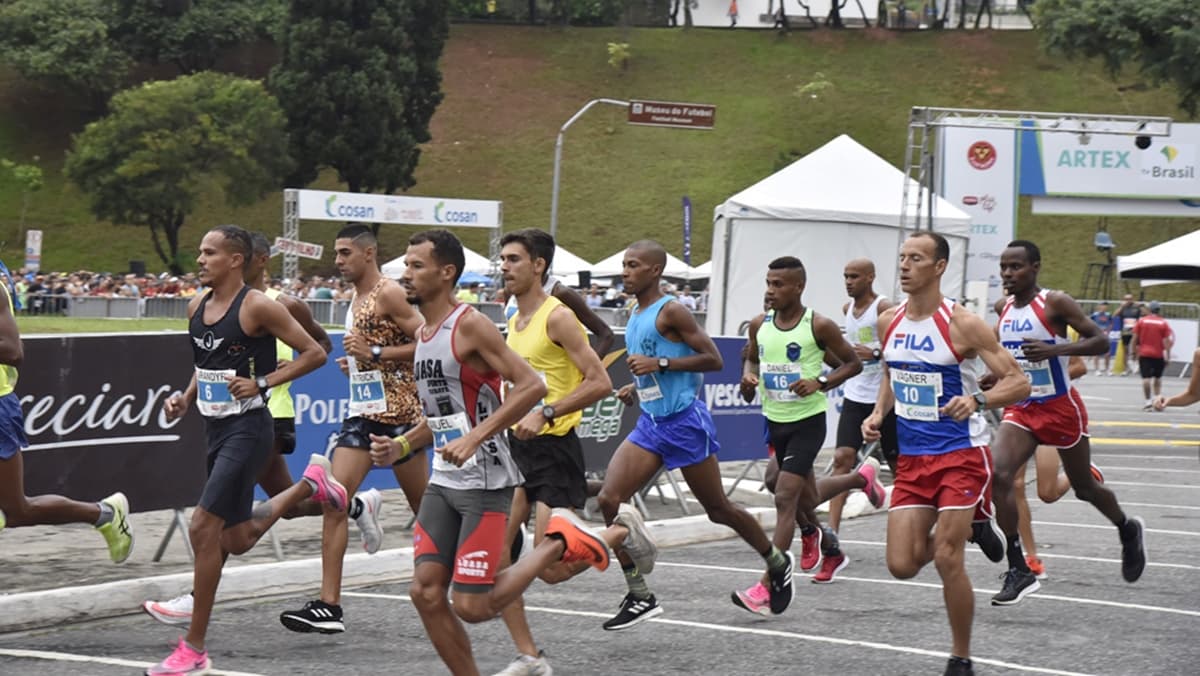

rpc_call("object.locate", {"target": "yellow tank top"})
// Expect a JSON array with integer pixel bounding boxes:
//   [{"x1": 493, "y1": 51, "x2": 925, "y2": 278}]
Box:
[
  {"x1": 265, "y1": 289, "x2": 295, "y2": 419},
  {"x1": 0, "y1": 284, "x2": 17, "y2": 397},
  {"x1": 506, "y1": 295, "x2": 584, "y2": 436}
]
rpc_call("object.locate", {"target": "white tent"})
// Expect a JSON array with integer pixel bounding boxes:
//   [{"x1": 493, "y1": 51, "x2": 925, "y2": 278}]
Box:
[
  {"x1": 549, "y1": 246, "x2": 594, "y2": 276},
  {"x1": 592, "y1": 250, "x2": 696, "y2": 279},
  {"x1": 381, "y1": 246, "x2": 494, "y2": 279},
  {"x1": 707, "y1": 135, "x2": 972, "y2": 335},
  {"x1": 690, "y1": 260, "x2": 712, "y2": 279},
  {"x1": 1117, "y1": 229, "x2": 1200, "y2": 281}
]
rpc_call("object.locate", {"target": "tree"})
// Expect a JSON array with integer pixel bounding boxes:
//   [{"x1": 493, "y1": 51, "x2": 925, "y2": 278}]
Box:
[
  {"x1": 0, "y1": 0, "x2": 132, "y2": 109},
  {"x1": 106, "y1": 0, "x2": 285, "y2": 75},
  {"x1": 269, "y1": 0, "x2": 450, "y2": 225},
  {"x1": 1037, "y1": 0, "x2": 1200, "y2": 116},
  {"x1": 0, "y1": 157, "x2": 44, "y2": 247},
  {"x1": 65, "y1": 73, "x2": 293, "y2": 274}
]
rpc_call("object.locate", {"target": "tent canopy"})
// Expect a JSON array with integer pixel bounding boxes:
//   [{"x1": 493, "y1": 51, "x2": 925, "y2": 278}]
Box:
[
  {"x1": 707, "y1": 134, "x2": 973, "y2": 335},
  {"x1": 381, "y1": 246, "x2": 494, "y2": 279},
  {"x1": 592, "y1": 249, "x2": 695, "y2": 278},
  {"x1": 549, "y1": 246, "x2": 594, "y2": 276},
  {"x1": 1117, "y1": 229, "x2": 1200, "y2": 281}
]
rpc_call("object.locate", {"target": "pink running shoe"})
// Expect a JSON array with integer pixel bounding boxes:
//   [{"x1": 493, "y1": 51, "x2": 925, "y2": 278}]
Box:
[
  {"x1": 303, "y1": 454, "x2": 348, "y2": 511},
  {"x1": 145, "y1": 637, "x2": 210, "y2": 676},
  {"x1": 1089, "y1": 463, "x2": 1105, "y2": 484},
  {"x1": 857, "y1": 457, "x2": 887, "y2": 509},
  {"x1": 731, "y1": 581, "x2": 771, "y2": 616},
  {"x1": 800, "y1": 528, "x2": 823, "y2": 572},
  {"x1": 812, "y1": 552, "x2": 849, "y2": 584}
]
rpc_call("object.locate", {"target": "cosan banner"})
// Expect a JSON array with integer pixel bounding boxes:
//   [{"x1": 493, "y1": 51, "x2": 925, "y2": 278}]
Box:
[
  {"x1": 1018, "y1": 122, "x2": 1200, "y2": 200},
  {"x1": 291, "y1": 189, "x2": 502, "y2": 228},
  {"x1": 939, "y1": 125, "x2": 1017, "y2": 311}
]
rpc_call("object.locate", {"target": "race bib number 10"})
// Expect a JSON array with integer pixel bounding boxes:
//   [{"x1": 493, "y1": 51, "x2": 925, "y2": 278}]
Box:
[{"x1": 891, "y1": 369, "x2": 942, "y2": 421}]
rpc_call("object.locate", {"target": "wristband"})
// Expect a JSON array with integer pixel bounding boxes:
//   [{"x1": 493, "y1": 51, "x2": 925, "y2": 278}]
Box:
[{"x1": 393, "y1": 434, "x2": 412, "y2": 458}]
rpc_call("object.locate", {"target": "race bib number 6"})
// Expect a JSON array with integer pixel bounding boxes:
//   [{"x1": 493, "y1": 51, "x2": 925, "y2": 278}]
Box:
[{"x1": 196, "y1": 368, "x2": 237, "y2": 417}]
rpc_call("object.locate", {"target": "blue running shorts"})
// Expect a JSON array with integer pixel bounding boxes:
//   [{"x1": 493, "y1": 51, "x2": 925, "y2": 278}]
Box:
[
  {"x1": 0, "y1": 393, "x2": 27, "y2": 460},
  {"x1": 628, "y1": 399, "x2": 720, "y2": 470}
]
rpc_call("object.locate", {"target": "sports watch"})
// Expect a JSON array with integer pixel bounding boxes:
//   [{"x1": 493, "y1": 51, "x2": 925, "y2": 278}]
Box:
[
  {"x1": 972, "y1": 392, "x2": 988, "y2": 411},
  {"x1": 871, "y1": 348, "x2": 882, "y2": 360},
  {"x1": 658, "y1": 357, "x2": 670, "y2": 372},
  {"x1": 816, "y1": 375, "x2": 830, "y2": 391},
  {"x1": 541, "y1": 405, "x2": 556, "y2": 423},
  {"x1": 370, "y1": 345, "x2": 383, "y2": 362}
]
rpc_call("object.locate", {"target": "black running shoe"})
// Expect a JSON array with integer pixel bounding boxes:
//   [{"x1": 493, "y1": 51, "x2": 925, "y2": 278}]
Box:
[
  {"x1": 280, "y1": 599, "x2": 345, "y2": 634},
  {"x1": 1120, "y1": 516, "x2": 1147, "y2": 583},
  {"x1": 766, "y1": 550, "x2": 795, "y2": 615},
  {"x1": 991, "y1": 567, "x2": 1041, "y2": 606},
  {"x1": 602, "y1": 593, "x2": 662, "y2": 631},
  {"x1": 944, "y1": 656, "x2": 975, "y2": 676},
  {"x1": 970, "y1": 519, "x2": 1005, "y2": 563}
]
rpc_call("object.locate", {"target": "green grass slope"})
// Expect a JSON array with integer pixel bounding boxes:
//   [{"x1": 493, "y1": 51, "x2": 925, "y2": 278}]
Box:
[{"x1": 0, "y1": 26, "x2": 1195, "y2": 298}]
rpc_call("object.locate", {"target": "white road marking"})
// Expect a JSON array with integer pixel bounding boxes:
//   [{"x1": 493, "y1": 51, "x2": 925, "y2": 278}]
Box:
[
  {"x1": 1092, "y1": 466, "x2": 1200, "y2": 474},
  {"x1": 342, "y1": 592, "x2": 1096, "y2": 676},
  {"x1": 1105, "y1": 480, "x2": 1199, "y2": 489},
  {"x1": 836, "y1": 539, "x2": 1200, "y2": 571},
  {"x1": 0, "y1": 647, "x2": 265, "y2": 676},
  {"x1": 1031, "y1": 520, "x2": 1199, "y2": 536}
]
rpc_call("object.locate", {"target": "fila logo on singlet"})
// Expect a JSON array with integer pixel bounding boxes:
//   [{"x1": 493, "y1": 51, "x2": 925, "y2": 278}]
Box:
[
  {"x1": 891, "y1": 332, "x2": 936, "y2": 352},
  {"x1": 1001, "y1": 318, "x2": 1035, "y2": 332}
]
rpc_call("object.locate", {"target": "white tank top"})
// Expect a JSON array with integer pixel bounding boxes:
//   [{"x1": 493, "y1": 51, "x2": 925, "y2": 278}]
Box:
[
  {"x1": 414, "y1": 303, "x2": 521, "y2": 490},
  {"x1": 843, "y1": 296, "x2": 885, "y2": 404}
]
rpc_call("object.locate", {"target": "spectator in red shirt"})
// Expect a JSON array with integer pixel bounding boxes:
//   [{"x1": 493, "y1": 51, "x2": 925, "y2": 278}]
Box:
[{"x1": 1130, "y1": 301, "x2": 1174, "y2": 410}]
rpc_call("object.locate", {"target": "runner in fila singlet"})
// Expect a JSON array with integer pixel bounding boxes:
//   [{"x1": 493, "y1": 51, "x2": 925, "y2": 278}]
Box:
[
  {"x1": 143, "y1": 232, "x2": 334, "y2": 627},
  {"x1": 494, "y1": 228, "x2": 655, "y2": 675},
  {"x1": 369, "y1": 229, "x2": 615, "y2": 676},
  {"x1": 148, "y1": 225, "x2": 339, "y2": 676},
  {"x1": 596, "y1": 240, "x2": 794, "y2": 630},
  {"x1": 988, "y1": 240, "x2": 1145, "y2": 607},
  {"x1": 862, "y1": 232, "x2": 1031, "y2": 676},
  {"x1": 280, "y1": 224, "x2": 431, "y2": 635}
]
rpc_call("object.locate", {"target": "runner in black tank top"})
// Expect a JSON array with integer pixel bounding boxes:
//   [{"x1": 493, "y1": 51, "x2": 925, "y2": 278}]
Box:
[{"x1": 147, "y1": 225, "x2": 340, "y2": 676}]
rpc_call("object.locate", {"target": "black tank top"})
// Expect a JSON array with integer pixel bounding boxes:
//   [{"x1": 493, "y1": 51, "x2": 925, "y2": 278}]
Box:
[{"x1": 190, "y1": 286, "x2": 277, "y2": 380}]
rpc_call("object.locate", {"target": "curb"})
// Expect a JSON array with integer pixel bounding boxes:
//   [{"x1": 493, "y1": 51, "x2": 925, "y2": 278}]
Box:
[{"x1": 0, "y1": 497, "x2": 886, "y2": 634}]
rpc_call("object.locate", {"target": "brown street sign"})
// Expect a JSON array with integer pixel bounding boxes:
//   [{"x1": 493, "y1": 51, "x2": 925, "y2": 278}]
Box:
[{"x1": 627, "y1": 100, "x2": 716, "y2": 130}]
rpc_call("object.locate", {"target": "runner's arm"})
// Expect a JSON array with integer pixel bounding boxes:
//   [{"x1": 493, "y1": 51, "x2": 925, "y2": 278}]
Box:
[
  {"x1": 956, "y1": 309, "x2": 1030, "y2": 411},
  {"x1": 1046, "y1": 291, "x2": 1108, "y2": 357},
  {"x1": 279, "y1": 294, "x2": 333, "y2": 354},
  {"x1": 458, "y1": 311, "x2": 547, "y2": 447},
  {"x1": 248, "y1": 293, "x2": 326, "y2": 388},
  {"x1": 375, "y1": 282, "x2": 421, "y2": 362},
  {"x1": 869, "y1": 309, "x2": 897, "y2": 420},
  {"x1": 554, "y1": 283, "x2": 615, "y2": 357},
  {"x1": 1067, "y1": 355, "x2": 1087, "y2": 380},
  {"x1": 542, "y1": 305, "x2": 612, "y2": 417},
  {"x1": 813, "y1": 313, "x2": 861, "y2": 391},
  {"x1": 1128, "y1": 320, "x2": 1140, "y2": 360},
  {"x1": 657, "y1": 301, "x2": 723, "y2": 372},
  {"x1": 1156, "y1": 348, "x2": 1200, "y2": 409},
  {"x1": 739, "y1": 313, "x2": 765, "y2": 401},
  {"x1": 0, "y1": 287, "x2": 22, "y2": 366}
]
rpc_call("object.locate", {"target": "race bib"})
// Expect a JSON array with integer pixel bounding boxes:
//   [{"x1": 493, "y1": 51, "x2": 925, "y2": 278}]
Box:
[
  {"x1": 856, "y1": 326, "x2": 876, "y2": 343},
  {"x1": 1019, "y1": 359, "x2": 1057, "y2": 398},
  {"x1": 196, "y1": 368, "x2": 238, "y2": 418},
  {"x1": 1123, "y1": 317, "x2": 1137, "y2": 331},
  {"x1": 891, "y1": 369, "x2": 942, "y2": 421},
  {"x1": 429, "y1": 411, "x2": 478, "y2": 472},
  {"x1": 762, "y1": 362, "x2": 803, "y2": 402},
  {"x1": 634, "y1": 373, "x2": 664, "y2": 402},
  {"x1": 860, "y1": 360, "x2": 882, "y2": 377},
  {"x1": 349, "y1": 369, "x2": 387, "y2": 416}
]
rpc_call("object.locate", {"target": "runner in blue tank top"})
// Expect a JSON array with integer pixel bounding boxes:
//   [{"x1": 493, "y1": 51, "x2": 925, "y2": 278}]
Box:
[
  {"x1": 596, "y1": 240, "x2": 795, "y2": 630},
  {"x1": 862, "y1": 232, "x2": 1031, "y2": 676}
]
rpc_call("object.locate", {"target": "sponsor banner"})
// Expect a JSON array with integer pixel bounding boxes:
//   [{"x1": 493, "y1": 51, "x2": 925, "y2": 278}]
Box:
[
  {"x1": 293, "y1": 189, "x2": 501, "y2": 228},
  {"x1": 628, "y1": 100, "x2": 716, "y2": 130},
  {"x1": 273, "y1": 237, "x2": 324, "y2": 260},
  {"x1": 939, "y1": 125, "x2": 1017, "y2": 313},
  {"x1": 19, "y1": 334, "x2": 206, "y2": 513},
  {"x1": 1018, "y1": 122, "x2": 1200, "y2": 200},
  {"x1": 1032, "y1": 196, "x2": 1200, "y2": 217},
  {"x1": 24, "y1": 229, "x2": 42, "y2": 272}
]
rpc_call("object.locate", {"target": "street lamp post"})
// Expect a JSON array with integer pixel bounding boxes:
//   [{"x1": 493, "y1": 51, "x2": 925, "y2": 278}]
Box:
[{"x1": 549, "y1": 98, "x2": 629, "y2": 240}]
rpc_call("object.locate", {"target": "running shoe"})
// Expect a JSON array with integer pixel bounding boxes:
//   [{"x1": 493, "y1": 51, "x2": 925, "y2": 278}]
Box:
[
  {"x1": 1025, "y1": 555, "x2": 1047, "y2": 581},
  {"x1": 1089, "y1": 463, "x2": 1105, "y2": 484},
  {"x1": 353, "y1": 488, "x2": 384, "y2": 555},
  {"x1": 0, "y1": 507, "x2": 6, "y2": 532},
  {"x1": 969, "y1": 518, "x2": 1005, "y2": 563},
  {"x1": 602, "y1": 593, "x2": 662, "y2": 631},
  {"x1": 97, "y1": 492, "x2": 134, "y2": 564},
  {"x1": 546, "y1": 509, "x2": 609, "y2": 572},
  {"x1": 142, "y1": 592, "x2": 193, "y2": 626},
  {"x1": 944, "y1": 656, "x2": 975, "y2": 676},
  {"x1": 1120, "y1": 516, "x2": 1147, "y2": 583},
  {"x1": 279, "y1": 599, "x2": 345, "y2": 634},
  {"x1": 492, "y1": 650, "x2": 553, "y2": 676},
  {"x1": 614, "y1": 502, "x2": 657, "y2": 574},
  {"x1": 811, "y1": 552, "x2": 848, "y2": 584},
  {"x1": 856, "y1": 457, "x2": 887, "y2": 509},
  {"x1": 799, "y1": 527, "x2": 823, "y2": 571},
  {"x1": 766, "y1": 550, "x2": 795, "y2": 615},
  {"x1": 145, "y1": 637, "x2": 210, "y2": 676},
  {"x1": 730, "y1": 581, "x2": 771, "y2": 616},
  {"x1": 991, "y1": 567, "x2": 1041, "y2": 606},
  {"x1": 302, "y1": 454, "x2": 348, "y2": 511}
]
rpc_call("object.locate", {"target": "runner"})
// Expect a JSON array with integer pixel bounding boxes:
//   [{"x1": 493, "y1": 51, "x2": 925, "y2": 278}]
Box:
[
  {"x1": 1153, "y1": 346, "x2": 1200, "y2": 411},
  {"x1": 595, "y1": 239, "x2": 795, "y2": 629},
  {"x1": 369, "y1": 228, "x2": 626, "y2": 676},
  {"x1": 505, "y1": 265, "x2": 615, "y2": 358},
  {"x1": 1088, "y1": 301, "x2": 1113, "y2": 376},
  {"x1": 988, "y1": 239, "x2": 1145, "y2": 608},
  {"x1": 492, "y1": 228, "x2": 655, "y2": 675},
  {"x1": 862, "y1": 231, "x2": 1031, "y2": 676},
  {"x1": 1114, "y1": 294, "x2": 1142, "y2": 376},
  {"x1": 147, "y1": 224, "x2": 340, "y2": 676},
  {"x1": 1130, "y1": 301, "x2": 1174, "y2": 411},
  {"x1": 279, "y1": 224, "x2": 431, "y2": 635},
  {"x1": 142, "y1": 231, "x2": 335, "y2": 626},
  {"x1": 731, "y1": 255, "x2": 862, "y2": 613},
  {"x1": 0, "y1": 267, "x2": 133, "y2": 562}
]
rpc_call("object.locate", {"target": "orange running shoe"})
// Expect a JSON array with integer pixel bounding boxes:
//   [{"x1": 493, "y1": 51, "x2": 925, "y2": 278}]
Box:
[
  {"x1": 1025, "y1": 555, "x2": 1047, "y2": 580},
  {"x1": 546, "y1": 509, "x2": 610, "y2": 572}
]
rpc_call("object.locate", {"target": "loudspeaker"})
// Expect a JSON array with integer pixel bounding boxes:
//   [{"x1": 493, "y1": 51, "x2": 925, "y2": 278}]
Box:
[
  {"x1": 129, "y1": 260, "x2": 146, "y2": 277},
  {"x1": 577, "y1": 270, "x2": 591, "y2": 288}
]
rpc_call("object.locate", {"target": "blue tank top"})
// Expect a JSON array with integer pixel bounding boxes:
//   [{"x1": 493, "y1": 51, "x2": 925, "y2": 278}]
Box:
[{"x1": 625, "y1": 295, "x2": 702, "y2": 418}]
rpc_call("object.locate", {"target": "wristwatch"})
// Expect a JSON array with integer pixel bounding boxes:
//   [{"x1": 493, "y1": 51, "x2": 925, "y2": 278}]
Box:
[
  {"x1": 972, "y1": 392, "x2": 988, "y2": 411},
  {"x1": 541, "y1": 405, "x2": 556, "y2": 423},
  {"x1": 255, "y1": 376, "x2": 270, "y2": 403},
  {"x1": 871, "y1": 348, "x2": 882, "y2": 360},
  {"x1": 370, "y1": 345, "x2": 383, "y2": 362},
  {"x1": 658, "y1": 357, "x2": 670, "y2": 372},
  {"x1": 816, "y1": 375, "x2": 830, "y2": 391}
]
